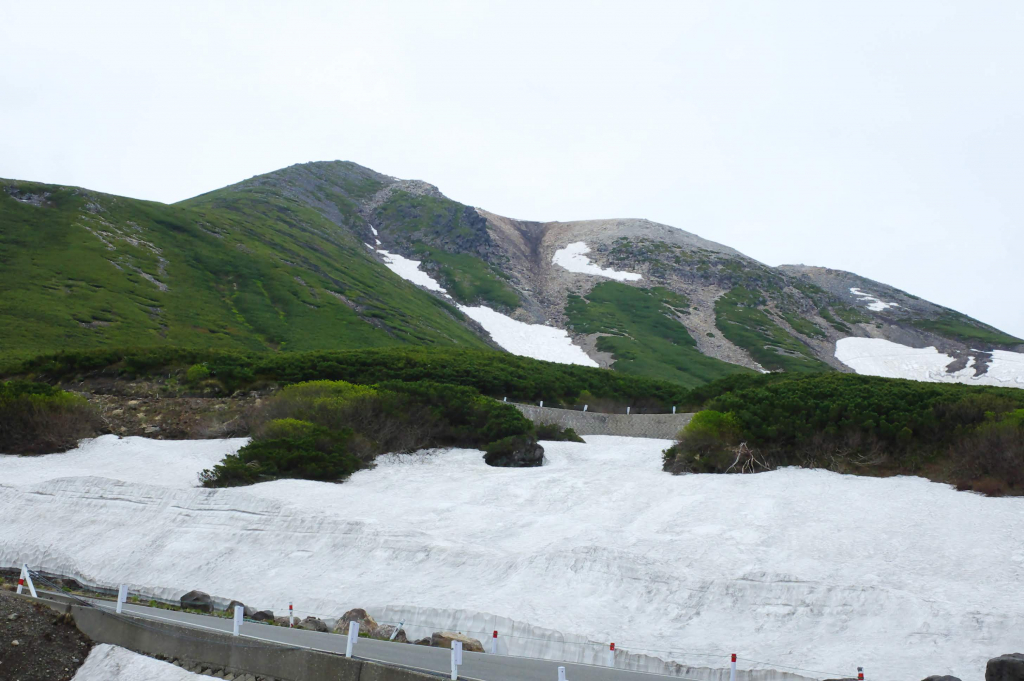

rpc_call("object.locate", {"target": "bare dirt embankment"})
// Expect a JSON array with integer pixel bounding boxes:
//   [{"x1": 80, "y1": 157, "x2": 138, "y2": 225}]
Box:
[{"x1": 0, "y1": 588, "x2": 93, "y2": 681}]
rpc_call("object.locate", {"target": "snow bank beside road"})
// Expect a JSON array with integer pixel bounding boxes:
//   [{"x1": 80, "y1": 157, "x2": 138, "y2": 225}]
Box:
[
  {"x1": 73, "y1": 644, "x2": 201, "y2": 680},
  {"x1": 836, "y1": 337, "x2": 1024, "y2": 387},
  {"x1": 3, "y1": 435, "x2": 1023, "y2": 680}
]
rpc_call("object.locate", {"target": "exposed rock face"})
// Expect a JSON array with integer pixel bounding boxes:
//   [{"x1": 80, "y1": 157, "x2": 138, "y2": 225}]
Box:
[
  {"x1": 987, "y1": 653, "x2": 1024, "y2": 681},
  {"x1": 179, "y1": 590, "x2": 212, "y2": 613},
  {"x1": 430, "y1": 631, "x2": 484, "y2": 653},
  {"x1": 333, "y1": 608, "x2": 379, "y2": 635},
  {"x1": 296, "y1": 616, "x2": 328, "y2": 632}
]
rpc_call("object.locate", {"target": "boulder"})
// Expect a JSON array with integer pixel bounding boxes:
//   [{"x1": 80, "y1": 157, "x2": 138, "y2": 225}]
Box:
[
  {"x1": 413, "y1": 637, "x2": 431, "y2": 646},
  {"x1": 922, "y1": 677, "x2": 962, "y2": 681},
  {"x1": 987, "y1": 654, "x2": 1024, "y2": 681},
  {"x1": 250, "y1": 610, "x2": 274, "y2": 622},
  {"x1": 373, "y1": 624, "x2": 408, "y2": 643},
  {"x1": 226, "y1": 601, "x2": 256, "y2": 618},
  {"x1": 273, "y1": 616, "x2": 293, "y2": 627},
  {"x1": 333, "y1": 608, "x2": 379, "y2": 635},
  {"x1": 296, "y1": 616, "x2": 328, "y2": 632},
  {"x1": 179, "y1": 590, "x2": 213, "y2": 613},
  {"x1": 430, "y1": 631, "x2": 484, "y2": 653},
  {"x1": 483, "y1": 436, "x2": 544, "y2": 468}
]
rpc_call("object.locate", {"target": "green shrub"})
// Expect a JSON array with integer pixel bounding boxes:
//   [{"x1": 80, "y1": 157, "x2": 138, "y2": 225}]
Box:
[
  {"x1": 185, "y1": 363, "x2": 211, "y2": 384},
  {"x1": 199, "y1": 424, "x2": 360, "y2": 487},
  {"x1": 535, "y1": 423, "x2": 585, "y2": 442},
  {"x1": 0, "y1": 380, "x2": 99, "y2": 454}
]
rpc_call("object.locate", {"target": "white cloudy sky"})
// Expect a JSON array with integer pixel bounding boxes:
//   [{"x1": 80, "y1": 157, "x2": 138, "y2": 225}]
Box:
[{"x1": 2, "y1": 1, "x2": 1022, "y2": 338}]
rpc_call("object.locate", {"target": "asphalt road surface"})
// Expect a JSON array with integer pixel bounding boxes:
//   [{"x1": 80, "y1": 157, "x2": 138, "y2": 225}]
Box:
[{"x1": 63, "y1": 594, "x2": 696, "y2": 681}]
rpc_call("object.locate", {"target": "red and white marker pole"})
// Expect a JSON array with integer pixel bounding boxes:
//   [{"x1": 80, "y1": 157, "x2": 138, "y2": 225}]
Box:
[
  {"x1": 289, "y1": 603, "x2": 294, "y2": 627},
  {"x1": 491, "y1": 630, "x2": 498, "y2": 655},
  {"x1": 608, "y1": 642, "x2": 615, "y2": 667},
  {"x1": 730, "y1": 654, "x2": 737, "y2": 681},
  {"x1": 858, "y1": 667, "x2": 864, "y2": 681},
  {"x1": 16, "y1": 564, "x2": 37, "y2": 598}
]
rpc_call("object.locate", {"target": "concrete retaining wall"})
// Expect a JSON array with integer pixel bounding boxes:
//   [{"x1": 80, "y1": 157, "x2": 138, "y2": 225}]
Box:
[
  {"x1": 513, "y1": 404, "x2": 692, "y2": 440},
  {"x1": 31, "y1": 595, "x2": 433, "y2": 681}
]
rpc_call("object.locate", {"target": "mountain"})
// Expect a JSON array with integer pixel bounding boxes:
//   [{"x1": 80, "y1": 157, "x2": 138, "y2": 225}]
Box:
[{"x1": 3, "y1": 161, "x2": 1022, "y2": 387}]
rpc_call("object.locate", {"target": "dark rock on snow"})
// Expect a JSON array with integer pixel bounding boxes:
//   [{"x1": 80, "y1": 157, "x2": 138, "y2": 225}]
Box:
[
  {"x1": 251, "y1": 610, "x2": 275, "y2": 622},
  {"x1": 987, "y1": 654, "x2": 1024, "y2": 681},
  {"x1": 922, "y1": 676, "x2": 962, "y2": 681}
]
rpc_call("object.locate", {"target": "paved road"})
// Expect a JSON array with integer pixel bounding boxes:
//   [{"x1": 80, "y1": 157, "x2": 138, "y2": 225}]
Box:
[{"x1": 60, "y1": 594, "x2": 694, "y2": 681}]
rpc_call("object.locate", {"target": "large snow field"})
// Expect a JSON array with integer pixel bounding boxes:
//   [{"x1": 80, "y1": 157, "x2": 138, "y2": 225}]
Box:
[
  {"x1": 376, "y1": 247, "x2": 597, "y2": 366},
  {"x1": 72, "y1": 644, "x2": 201, "y2": 680},
  {"x1": 3, "y1": 436, "x2": 1023, "y2": 680},
  {"x1": 552, "y1": 242, "x2": 643, "y2": 281},
  {"x1": 836, "y1": 337, "x2": 1024, "y2": 387}
]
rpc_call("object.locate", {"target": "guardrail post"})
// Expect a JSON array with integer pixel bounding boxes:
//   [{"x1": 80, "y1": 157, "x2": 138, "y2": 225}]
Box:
[
  {"x1": 116, "y1": 584, "x2": 128, "y2": 614},
  {"x1": 490, "y1": 630, "x2": 498, "y2": 654},
  {"x1": 389, "y1": 620, "x2": 405, "y2": 641},
  {"x1": 346, "y1": 621, "x2": 360, "y2": 658},
  {"x1": 583, "y1": 404, "x2": 588, "y2": 412},
  {"x1": 673, "y1": 405, "x2": 677, "y2": 414},
  {"x1": 16, "y1": 565, "x2": 37, "y2": 598},
  {"x1": 450, "y1": 640, "x2": 463, "y2": 680},
  {"x1": 540, "y1": 400, "x2": 543, "y2": 407},
  {"x1": 233, "y1": 605, "x2": 243, "y2": 636},
  {"x1": 558, "y1": 666, "x2": 567, "y2": 680},
  {"x1": 608, "y1": 642, "x2": 615, "y2": 667},
  {"x1": 626, "y1": 407, "x2": 630, "y2": 415},
  {"x1": 730, "y1": 653, "x2": 736, "y2": 681}
]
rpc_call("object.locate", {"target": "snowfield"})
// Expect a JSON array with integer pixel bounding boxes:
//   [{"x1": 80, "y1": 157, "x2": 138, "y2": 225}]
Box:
[
  {"x1": 376, "y1": 248, "x2": 597, "y2": 366},
  {"x1": 73, "y1": 644, "x2": 200, "y2": 680},
  {"x1": 4, "y1": 435, "x2": 1023, "y2": 681},
  {"x1": 552, "y1": 242, "x2": 642, "y2": 281},
  {"x1": 836, "y1": 337, "x2": 1024, "y2": 388},
  {"x1": 848, "y1": 288, "x2": 898, "y2": 312}
]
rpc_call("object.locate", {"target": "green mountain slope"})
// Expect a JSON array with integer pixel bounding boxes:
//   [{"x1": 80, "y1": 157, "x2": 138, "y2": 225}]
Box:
[{"x1": 0, "y1": 176, "x2": 488, "y2": 362}]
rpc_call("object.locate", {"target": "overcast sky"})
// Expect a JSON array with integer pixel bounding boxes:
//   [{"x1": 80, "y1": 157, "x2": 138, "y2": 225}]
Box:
[{"x1": 3, "y1": 1, "x2": 1022, "y2": 337}]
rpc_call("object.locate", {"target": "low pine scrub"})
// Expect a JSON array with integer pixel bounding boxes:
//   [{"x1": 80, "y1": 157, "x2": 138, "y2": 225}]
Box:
[
  {"x1": 0, "y1": 381, "x2": 99, "y2": 454},
  {"x1": 200, "y1": 379, "x2": 537, "y2": 487},
  {"x1": 663, "y1": 374, "x2": 1024, "y2": 495}
]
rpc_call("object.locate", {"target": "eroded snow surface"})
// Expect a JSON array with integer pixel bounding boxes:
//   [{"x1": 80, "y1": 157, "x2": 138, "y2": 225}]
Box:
[
  {"x1": 4, "y1": 435, "x2": 1023, "y2": 680},
  {"x1": 552, "y1": 242, "x2": 642, "y2": 281},
  {"x1": 836, "y1": 337, "x2": 1024, "y2": 387}
]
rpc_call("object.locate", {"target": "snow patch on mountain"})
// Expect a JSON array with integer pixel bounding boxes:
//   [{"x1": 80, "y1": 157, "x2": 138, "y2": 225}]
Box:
[
  {"x1": 849, "y1": 287, "x2": 898, "y2": 312},
  {"x1": 552, "y1": 242, "x2": 642, "y2": 281},
  {"x1": 4, "y1": 435, "x2": 1022, "y2": 681},
  {"x1": 835, "y1": 337, "x2": 1024, "y2": 387},
  {"x1": 377, "y1": 250, "x2": 596, "y2": 366},
  {"x1": 378, "y1": 249, "x2": 447, "y2": 293},
  {"x1": 73, "y1": 644, "x2": 201, "y2": 681},
  {"x1": 459, "y1": 305, "x2": 599, "y2": 367}
]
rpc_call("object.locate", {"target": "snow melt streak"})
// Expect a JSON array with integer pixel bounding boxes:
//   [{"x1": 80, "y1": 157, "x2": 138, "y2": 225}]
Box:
[
  {"x1": 552, "y1": 242, "x2": 642, "y2": 281},
  {"x1": 836, "y1": 337, "x2": 1024, "y2": 387},
  {"x1": 4, "y1": 435, "x2": 1023, "y2": 681}
]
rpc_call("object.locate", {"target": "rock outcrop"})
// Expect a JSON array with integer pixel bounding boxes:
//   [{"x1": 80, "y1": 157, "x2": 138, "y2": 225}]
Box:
[
  {"x1": 296, "y1": 616, "x2": 328, "y2": 632},
  {"x1": 333, "y1": 608, "x2": 379, "y2": 635}
]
